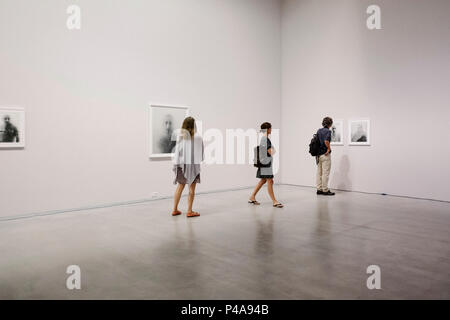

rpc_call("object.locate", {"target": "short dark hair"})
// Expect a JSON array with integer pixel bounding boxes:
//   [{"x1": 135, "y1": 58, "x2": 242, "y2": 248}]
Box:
[
  {"x1": 260, "y1": 122, "x2": 272, "y2": 132},
  {"x1": 322, "y1": 117, "x2": 333, "y2": 128}
]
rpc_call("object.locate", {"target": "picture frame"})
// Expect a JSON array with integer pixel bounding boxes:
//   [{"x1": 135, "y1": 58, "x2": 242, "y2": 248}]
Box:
[
  {"x1": 149, "y1": 104, "x2": 190, "y2": 159},
  {"x1": 0, "y1": 106, "x2": 25, "y2": 149},
  {"x1": 348, "y1": 119, "x2": 370, "y2": 146},
  {"x1": 330, "y1": 119, "x2": 344, "y2": 146}
]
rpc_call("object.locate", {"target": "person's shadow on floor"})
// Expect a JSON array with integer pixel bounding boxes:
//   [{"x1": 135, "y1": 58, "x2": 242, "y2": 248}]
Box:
[{"x1": 332, "y1": 154, "x2": 352, "y2": 191}]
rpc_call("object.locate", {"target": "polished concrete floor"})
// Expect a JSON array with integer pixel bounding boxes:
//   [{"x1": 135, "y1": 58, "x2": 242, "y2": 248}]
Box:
[{"x1": 0, "y1": 185, "x2": 449, "y2": 299}]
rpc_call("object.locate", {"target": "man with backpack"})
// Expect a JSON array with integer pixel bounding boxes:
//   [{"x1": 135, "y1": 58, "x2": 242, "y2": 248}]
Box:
[{"x1": 314, "y1": 117, "x2": 335, "y2": 196}]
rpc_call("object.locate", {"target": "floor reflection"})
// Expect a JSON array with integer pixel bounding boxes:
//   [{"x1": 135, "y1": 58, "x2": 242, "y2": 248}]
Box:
[
  {"x1": 313, "y1": 199, "x2": 334, "y2": 278},
  {"x1": 145, "y1": 218, "x2": 203, "y2": 298},
  {"x1": 253, "y1": 210, "x2": 276, "y2": 295}
]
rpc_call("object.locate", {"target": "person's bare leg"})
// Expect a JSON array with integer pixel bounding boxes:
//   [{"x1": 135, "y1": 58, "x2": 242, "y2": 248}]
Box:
[
  {"x1": 267, "y1": 179, "x2": 279, "y2": 205},
  {"x1": 250, "y1": 179, "x2": 267, "y2": 201},
  {"x1": 173, "y1": 183, "x2": 185, "y2": 212},
  {"x1": 187, "y1": 182, "x2": 197, "y2": 215}
]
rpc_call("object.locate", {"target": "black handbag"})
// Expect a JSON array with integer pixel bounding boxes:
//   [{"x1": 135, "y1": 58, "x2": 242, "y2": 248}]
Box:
[{"x1": 253, "y1": 146, "x2": 272, "y2": 168}]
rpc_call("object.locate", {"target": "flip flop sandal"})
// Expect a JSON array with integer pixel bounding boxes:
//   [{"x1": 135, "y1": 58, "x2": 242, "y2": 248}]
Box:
[
  {"x1": 273, "y1": 203, "x2": 284, "y2": 208},
  {"x1": 171, "y1": 210, "x2": 182, "y2": 216},
  {"x1": 187, "y1": 212, "x2": 200, "y2": 218},
  {"x1": 248, "y1": 200, "x2": 260, "y2": 205}
]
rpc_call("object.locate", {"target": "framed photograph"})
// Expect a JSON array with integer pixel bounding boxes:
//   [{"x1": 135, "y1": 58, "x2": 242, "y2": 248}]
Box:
[
  {"x1": 330, "y1": 119, "x2": 344, "y2": 145},
  {"x1": 149, "y1": 104, "x2": 189, "y2": 158},
  {"x1": 0, "y1": 106, "x2": 25, "y2": 149},
  {"x1": 349, "y1": 119, "x2": 370, "y2": 146}
]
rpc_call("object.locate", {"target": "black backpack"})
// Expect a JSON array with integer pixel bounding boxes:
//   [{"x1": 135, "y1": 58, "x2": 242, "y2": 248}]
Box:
[
  {"x1": 253, "y1": 146, "x2": 272, "y2": 168},
  {"x1": 309, "y1": 133, "x2": 321, "y2": 156}
]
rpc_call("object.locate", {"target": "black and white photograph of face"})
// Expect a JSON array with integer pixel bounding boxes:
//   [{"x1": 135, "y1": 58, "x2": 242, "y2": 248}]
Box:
[
  {"x1": 330, "y1": 120, "x2": 343, "y2": 145},
  {"x1": 150, "y1": 105, "x2": 188, "y2": 157},
  {"x1": 0, "y1": 107, "x2": 25, "y2": 148},
  {"x1": 349, "y1": 119, "x2": 370, "y2": 145}
]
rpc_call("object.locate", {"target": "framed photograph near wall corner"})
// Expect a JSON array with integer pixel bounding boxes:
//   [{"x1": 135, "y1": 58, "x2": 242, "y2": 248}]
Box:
[
  {"x1": 0, "y1": 106, "x2": 25, "y2": 149},
  {"x1": 348, "y1": 119, "x2": 370, "y2": 146},
  {"x1": 149, "y1": 104, "x2": 189, "y2": 158},
  {"x1": 330, "y1": 119, "x2": 344, "y2": 145}
]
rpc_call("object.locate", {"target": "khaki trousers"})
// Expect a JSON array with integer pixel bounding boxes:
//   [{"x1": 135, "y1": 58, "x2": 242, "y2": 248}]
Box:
[{"x1": 316, "y1": 154, "x2": 331, "y2": 192}]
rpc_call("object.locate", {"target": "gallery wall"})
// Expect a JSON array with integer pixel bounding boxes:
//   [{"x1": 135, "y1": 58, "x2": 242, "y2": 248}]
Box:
[
  {"x1": 2, "y1": 0, "x2": 449, "y2": 218},
  {"x1": 281, "y1": 0, "x2": 450, "y2": 201},
  {"x1": 0, "y1": 0, "x2": 281, "y2": 217}
]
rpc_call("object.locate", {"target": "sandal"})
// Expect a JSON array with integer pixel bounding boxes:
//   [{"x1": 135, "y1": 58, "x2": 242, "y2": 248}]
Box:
[
  {"x1": 187, "y1": 211, "x2": 200, "y2": 218},
  {"x1": 171, "y1": 210, "x2": 182, "y2": 216},
  {"x1": 248, "y1": 200, "x2": 260, "y2": 205},
  {"x1": 273, "y1": 203, "x2": 284, "y2": 208}
]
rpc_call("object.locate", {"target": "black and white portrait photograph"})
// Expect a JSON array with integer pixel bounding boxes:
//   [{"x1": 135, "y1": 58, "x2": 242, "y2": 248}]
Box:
[
  {"x1": 349, "y1": 119, "x2": 370, "y2": 145},
  {"x1": 0, "y1": 107, "x2": 25, "y2": 148},
  {"x1": 149, "y1": 104, "x2": 189, "y2": 158},
  {"x1": 330, "y1": 119, "x2": 343, "y2": 145}
]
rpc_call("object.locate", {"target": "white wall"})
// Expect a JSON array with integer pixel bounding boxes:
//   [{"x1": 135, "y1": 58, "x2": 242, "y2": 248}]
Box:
[
  {"x1": 2, "y1": 0, "x2": 448, "y2": 218},
  {"x1": 0, "y1": 0, "x2": 281, "y2": 217},
  {"x1": 281, "y1": 0, "x2": 450, "y2": 201}
]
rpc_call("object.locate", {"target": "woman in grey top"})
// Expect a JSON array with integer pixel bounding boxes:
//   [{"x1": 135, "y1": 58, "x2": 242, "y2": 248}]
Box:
[
  {"x1": 172, "y1": 117, "x2": 204, "y2": 218},
  {"x1": 249, "y1": 122, "x2": 283, "y2": 208}
]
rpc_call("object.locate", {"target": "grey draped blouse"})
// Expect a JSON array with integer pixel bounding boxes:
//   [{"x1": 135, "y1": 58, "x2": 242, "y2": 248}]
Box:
[{"x1": 172, "y1": 134, "x2": 204, "y2": 185}]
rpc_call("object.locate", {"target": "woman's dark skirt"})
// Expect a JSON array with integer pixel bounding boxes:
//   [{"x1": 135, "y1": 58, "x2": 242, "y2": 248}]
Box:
[
  {"x1": 256, "y1": 166, "x2": 274, "y2": 179},
  {"x1": 174, "y1": 167, "x2": 201, "y2": 185}
]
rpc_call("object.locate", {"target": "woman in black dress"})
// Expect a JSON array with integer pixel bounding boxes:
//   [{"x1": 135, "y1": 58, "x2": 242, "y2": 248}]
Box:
[{"x1": 249, "y1": 122, "x2": 283, "y2": 208}]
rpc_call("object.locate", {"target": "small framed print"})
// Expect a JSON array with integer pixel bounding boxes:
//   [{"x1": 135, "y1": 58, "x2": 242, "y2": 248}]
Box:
[
  {"x1": 349, "y1": 119, "x2": 370, "y2": 146},
  {"x1": 149, "y1": 104, "x2": 190, "y2": 158},
  {"x1": 330, "y1": 119, "x2": 344, "y2": 146},
  {"x1": 0, "y1": 106, "x2": 25, "y2": 149}
]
